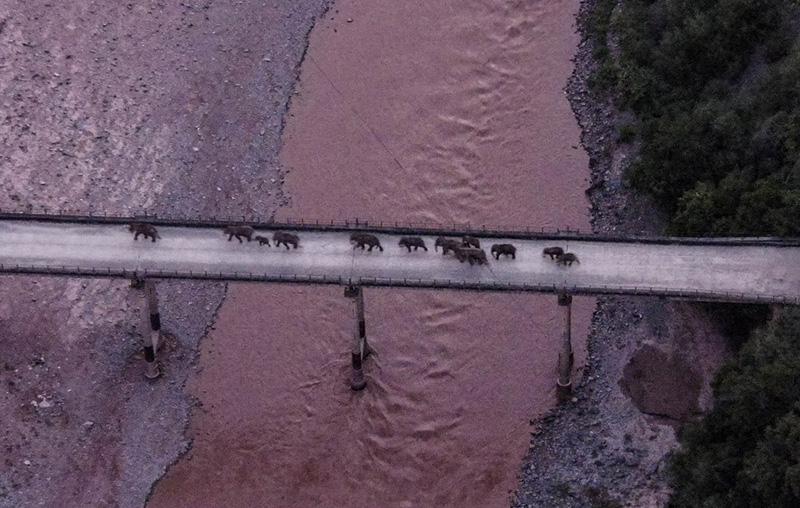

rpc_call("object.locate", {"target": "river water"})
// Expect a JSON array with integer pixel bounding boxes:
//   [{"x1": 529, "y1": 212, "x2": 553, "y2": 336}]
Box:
[{"x1": 148, "y1": 0, "x2": 591, "y2": 506}]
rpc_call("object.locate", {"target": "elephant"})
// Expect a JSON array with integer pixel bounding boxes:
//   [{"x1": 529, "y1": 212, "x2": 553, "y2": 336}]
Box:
[
  {"x1": 542, "y1": 246, "x2": 564, "y2": 260},
  {"x1": 223, "y1": 225, "x2": 255, "y2": 243},
  {"x1": 350, "y1": 233, "x2": 383, "y2": 252},
  {"x1": 273, "y1": 231, "x2": 299, "y2": 249},
  {"x1": 455, "y1": 247, "x2": 489, "y2": 265},
  {"x1": 556, "y1": 252, "x2": 579, "y2": 266},
  {"x1": 462, "y1": 235, "x2": 480, "y2": 248},
  {"x1": 491, "y1": 243, "x2": 516, "y2": 260},
  {"x1": 435, "y1": 237, "x2": 462, "y2": 255},
  {"x1": 398, "y1": 236, "x2": 427, "y2": 252},
  {"x1": 255, "y1": 235, "x2": 271, "y2": 246},
  {"x1": 129, "y1": 223, "x2": 160, "y2": 242}
]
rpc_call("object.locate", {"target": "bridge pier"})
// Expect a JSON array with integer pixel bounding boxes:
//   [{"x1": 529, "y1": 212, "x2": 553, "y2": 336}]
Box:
[
  {"x1": 136, "y1": 279, "x2": 162, "y2": 379},
  {"x1": 556, "y1": 292, "x2": 573, "y2": 402},
  {"x1": 345, "y1": 285, "x2": 368, "y2": 390}
]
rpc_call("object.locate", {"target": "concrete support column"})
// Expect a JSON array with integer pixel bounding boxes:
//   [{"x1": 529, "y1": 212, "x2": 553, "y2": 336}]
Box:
[
  {"x1": 139, "y1": 279, "x2": 162, "y2": 379},
  {"x1": 556, "y1": 292, "x2": 573, "y2": 402},
  {"x1": 345, "y1": 285, "x2": 367, "y2": 390}
]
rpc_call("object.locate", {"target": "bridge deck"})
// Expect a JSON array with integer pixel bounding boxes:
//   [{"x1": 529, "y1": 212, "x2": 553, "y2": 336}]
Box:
[{"x1": 0, "y1": 220, "x2": 798, "y2": 303}]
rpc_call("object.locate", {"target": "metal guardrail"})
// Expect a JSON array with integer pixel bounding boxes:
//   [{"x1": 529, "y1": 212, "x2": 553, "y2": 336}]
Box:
[
  {"x1": 1, "y1": 211, "x2": 799, "y2": 247},
  {"x1": 0, "y1": 263, "x2": 796, "y2": 305}
]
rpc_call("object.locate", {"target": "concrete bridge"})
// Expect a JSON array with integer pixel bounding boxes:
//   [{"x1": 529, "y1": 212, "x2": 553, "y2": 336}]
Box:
[
  {"x1": 2, "y1": 213, "x2": 799, "y2": 393},
  {"x1": 1, "y1": 214, "x2": 798, "y2": 303}
]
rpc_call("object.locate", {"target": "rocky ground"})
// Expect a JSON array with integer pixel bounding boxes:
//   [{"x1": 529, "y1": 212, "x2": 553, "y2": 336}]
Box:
[
  {"x1": 512, "y1": 1, "x2": 732, "y2": 507},
  {"x1": 0, "y1": 1, "x2": 331, "y2": 506}
]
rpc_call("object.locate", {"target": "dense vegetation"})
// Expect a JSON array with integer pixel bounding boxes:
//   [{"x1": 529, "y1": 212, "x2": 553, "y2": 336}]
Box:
[
  {"x1": 592, "y1": 0, "x2": 800, "y2": 236},
  {"x1": 587, "y1": 0, "x2": 800, "y2": 505},
  {"x1": 668, "y1": 308, "x2": 800, "y2": 507}
]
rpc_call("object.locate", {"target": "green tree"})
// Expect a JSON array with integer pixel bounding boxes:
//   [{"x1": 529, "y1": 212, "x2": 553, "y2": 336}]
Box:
[
  {"x1": 741, "y1": 404, "x2": 800, "y2": 505},
  {"x1": 592, "y1": 0, "x2": 800, "y2": 237},
  {"x1": 668, "y1": 308, "x2": 800, "y2": 508},
  {"x1": 669, "y1": 181, "x2": 716, "y2": 236}
]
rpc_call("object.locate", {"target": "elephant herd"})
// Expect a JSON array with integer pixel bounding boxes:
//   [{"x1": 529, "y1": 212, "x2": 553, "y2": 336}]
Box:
[
  {"x1": 128, "y1": 223, "x2": 580, "y2": 266},
  {"x1": 130, "y1": 222, "x2": 300, "y2": 249},
  {"x1": 402, "y1": 235, "x2": 579, "y2": 267}
]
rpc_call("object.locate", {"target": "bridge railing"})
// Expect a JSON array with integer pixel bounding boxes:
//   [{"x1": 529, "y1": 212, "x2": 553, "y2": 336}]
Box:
[
  {"x1": 0, "y1": 262, "x2": 796, "y2": 305},
  {"x1": 1, "y1": 211, "x2": 799, "y2": 246}
]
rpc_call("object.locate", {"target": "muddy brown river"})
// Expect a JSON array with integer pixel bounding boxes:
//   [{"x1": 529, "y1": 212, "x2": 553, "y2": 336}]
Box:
[{"x1": 148, "y1": 0, "x2": 592, "y2": 505}]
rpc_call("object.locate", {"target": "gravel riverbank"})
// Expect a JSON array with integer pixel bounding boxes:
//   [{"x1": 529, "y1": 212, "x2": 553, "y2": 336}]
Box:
[{"x1": 0, "y1": 1, "x2": 331, "y2": 506}]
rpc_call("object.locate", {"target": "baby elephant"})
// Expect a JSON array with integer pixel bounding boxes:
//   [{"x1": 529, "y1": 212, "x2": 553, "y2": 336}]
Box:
[
  {"x1": 456, "y1": 247, "x2": 489, "y2": 266},
  {"x1": 542, "y1": 246, "x2": 564, "y2": 260},
  {"x1": 556, "y1": 252, "x2": 580, "y2": 266},
  {"x1": 435, "y1": 237, "x2": 462, "y2": 255},
  {"x1": 491, "y1": 243, "x2": 516, "y2": 260},
  {"x1": 273, "y1": 231, "x2": 300, "y2": 249},
  {"x1": 398, "y1": 236, "x2": 427, "y2": 252},
  {"x1": 255, "y1": 235, "x2": 271, "y2": 246},
  {"x1": 350, "y1": 233, "x2": 383, "y2": 252},
  {"x1": 223, "y1": 225, "x2": 255, "y2": 243},
  {"x1": 462, "y1": 235, "x2": 480, "y2": 248},
  {"x1": 129, "y1": 222, "x2": 160, "y2": 242}
]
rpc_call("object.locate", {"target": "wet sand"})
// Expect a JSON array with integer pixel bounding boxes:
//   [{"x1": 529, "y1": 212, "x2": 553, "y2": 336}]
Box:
[{"x1": 148, "y1": 0, "x2": 591, "y2": 506}]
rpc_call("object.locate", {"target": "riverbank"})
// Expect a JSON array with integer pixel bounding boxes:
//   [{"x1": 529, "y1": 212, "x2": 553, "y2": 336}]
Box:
[
  {"x1": 0, "y1": 1, "x2": 331, "y2": 506},
  {"x1": 512, "y1": 1, "x2": 732, "y2": 506}
]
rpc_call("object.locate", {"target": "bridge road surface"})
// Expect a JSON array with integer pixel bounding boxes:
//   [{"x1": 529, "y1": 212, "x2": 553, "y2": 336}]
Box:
[{"x1": 0, "y1": 220, "x2": 799, "y2": 304}]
